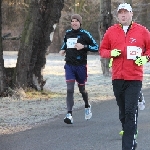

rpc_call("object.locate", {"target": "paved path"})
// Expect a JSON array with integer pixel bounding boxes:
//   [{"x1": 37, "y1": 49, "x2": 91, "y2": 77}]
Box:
[{"x1": 0, "y1": 88, "x2": 150, "y2": 150}]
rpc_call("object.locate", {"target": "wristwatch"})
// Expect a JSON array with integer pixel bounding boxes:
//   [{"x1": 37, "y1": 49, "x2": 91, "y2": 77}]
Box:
[{"x1": 84, "y1": 45, "x2": 88, "y2": 48}]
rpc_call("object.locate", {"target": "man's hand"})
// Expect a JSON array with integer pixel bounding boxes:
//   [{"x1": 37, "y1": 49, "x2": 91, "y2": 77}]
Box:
[
  {"x1": 59, "y1": 50, "x2": 66, "y2": 56},
  {"x1": 111, "y1": 49, "x2": 121, "y2": 57},
  {"x1": 135, "y1": 56, "x2": 148, "y2": 66},
  {"x1": 74, "y1": 43, "x2": 84, "y2": 50}
]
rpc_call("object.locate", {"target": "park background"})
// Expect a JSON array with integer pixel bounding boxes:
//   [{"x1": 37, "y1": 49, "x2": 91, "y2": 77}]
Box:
[{"x1": 0, "y1": 0, "x2": 150, "y2": 134}]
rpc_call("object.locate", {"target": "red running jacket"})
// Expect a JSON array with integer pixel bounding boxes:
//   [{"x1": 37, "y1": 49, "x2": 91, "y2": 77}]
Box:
[{"x1": 99, "y1": 22, "x2": 150, "y2": 81}]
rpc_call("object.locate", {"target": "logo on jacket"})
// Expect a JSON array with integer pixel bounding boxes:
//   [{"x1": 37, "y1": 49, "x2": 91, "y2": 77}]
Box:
[{"x1": 129, "y1": 38, "x2": 136, "y2": 43}]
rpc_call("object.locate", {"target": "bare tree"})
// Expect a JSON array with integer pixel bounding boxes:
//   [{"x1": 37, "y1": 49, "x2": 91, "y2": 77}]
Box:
[
  {"x1": 0, "y1": 0, "x2": 64, "y2": 94},
  {"x1": 15, "y1": 0, "x2": 64, "y2": 90},
  {"x1": 99, "y1": 0, "x2": 112, "y2": 76},
  {"x1": 0, "y1": 0, "x2": 6, "y2": 95}
]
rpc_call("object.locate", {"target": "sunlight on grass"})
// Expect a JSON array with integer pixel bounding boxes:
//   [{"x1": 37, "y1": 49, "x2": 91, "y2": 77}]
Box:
[{"x1": 25, "y1": 89, "x2": 63, "y2": 100}]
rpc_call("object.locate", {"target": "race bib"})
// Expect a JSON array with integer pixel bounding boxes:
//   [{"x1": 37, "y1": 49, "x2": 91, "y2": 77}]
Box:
[
  {"x1": 67, "y1": 38, "x2": 77, "y2": 48},
  {"x1": 127, "y1": 46, "x2": 142, "y2": 60}
]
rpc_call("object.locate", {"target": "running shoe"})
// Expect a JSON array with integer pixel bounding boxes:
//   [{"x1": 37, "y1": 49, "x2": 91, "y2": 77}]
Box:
[
  {"x1": 85, "y1": 104, "x2": 92, "y2": 120},
  {"x1": 64, "y1": 113, "x2": 73, "y2": 124}
]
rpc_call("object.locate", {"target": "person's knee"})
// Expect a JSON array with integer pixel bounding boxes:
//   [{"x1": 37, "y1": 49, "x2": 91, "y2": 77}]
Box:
[
  {"x1": 78, "y1": 85, "x2": 86, "y2": 94},
  {"x1": 67, "y1": 82, "x2": 74, "y2": 93}
]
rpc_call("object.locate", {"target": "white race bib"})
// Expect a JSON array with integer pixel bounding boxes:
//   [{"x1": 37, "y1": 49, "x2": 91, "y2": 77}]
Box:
[
  {"x1": 67, "y1": 38, "x2": 77, "y2": 48},
  {"x1": 127, "y1": 46, "x2": 142, "y2": 60}
]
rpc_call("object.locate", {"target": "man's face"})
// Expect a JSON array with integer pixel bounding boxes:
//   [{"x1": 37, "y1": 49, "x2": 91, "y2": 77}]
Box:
[
  {"x1": 71, "y1": 19, "x2": 80, "y2": 30},
  {"x1": 117, "y1": 9, "x2": 133, "y2": 26}
]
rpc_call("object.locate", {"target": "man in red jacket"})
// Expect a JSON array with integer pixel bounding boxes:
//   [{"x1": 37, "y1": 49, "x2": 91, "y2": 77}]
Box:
[{"x1": 99, "y1": 3, "x2": 150, "y2": 150}]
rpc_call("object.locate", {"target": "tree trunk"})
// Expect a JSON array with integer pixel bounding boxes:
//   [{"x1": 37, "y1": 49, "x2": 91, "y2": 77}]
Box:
[
  {"x1": 0, "y1": 0, "x2": 6, "y2": 96},
  {"x1": 125, "y1": 0, "x2": 132, "y2": 6},
  {"x1": 100, "y1": 0, "x2": 112, "y2": 76},
  {"x1": 15, "y1": 0, "x2": 64, "y2": 90},
  {"x1": 15, "y1": 1, "x2": 37, "y2": 89}
]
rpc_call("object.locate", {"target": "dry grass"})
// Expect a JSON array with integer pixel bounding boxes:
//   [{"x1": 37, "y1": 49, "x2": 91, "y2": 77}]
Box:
[{"x1": 24, "y1": 89, "x2": 63, "y2": 100}]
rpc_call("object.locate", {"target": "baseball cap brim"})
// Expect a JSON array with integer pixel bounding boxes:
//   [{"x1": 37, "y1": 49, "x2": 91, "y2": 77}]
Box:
[{"x1": 117, "y1": 3, "x2": 132, "y2": 12}]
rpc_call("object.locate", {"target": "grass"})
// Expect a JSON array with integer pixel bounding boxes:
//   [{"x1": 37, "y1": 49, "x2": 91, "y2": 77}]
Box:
[{"x1": 25, "y1": 89, "x2": 64, "y2": 100}]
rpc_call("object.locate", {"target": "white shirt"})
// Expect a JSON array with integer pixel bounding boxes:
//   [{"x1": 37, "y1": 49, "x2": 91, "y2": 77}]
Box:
[{"x1": 123, "y1": 26, "x2": 129, "y2": 34}]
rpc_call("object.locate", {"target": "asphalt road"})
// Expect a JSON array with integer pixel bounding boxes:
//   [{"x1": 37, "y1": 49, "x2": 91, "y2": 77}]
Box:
[{"x1": 0, "y1": 88, "x2": 150, "y2": 150}]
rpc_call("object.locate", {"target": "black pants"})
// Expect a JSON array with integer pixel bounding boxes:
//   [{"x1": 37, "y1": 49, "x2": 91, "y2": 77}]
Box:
[{"x1": 112, "y1": 79, "x2": 142, "y2": 150}]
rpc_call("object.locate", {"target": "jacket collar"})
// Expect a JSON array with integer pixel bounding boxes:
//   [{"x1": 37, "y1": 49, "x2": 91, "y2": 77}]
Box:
[
  {"x1": 71, "y1": 28, "x2": 81, "y2": 33},
  {"x1": 119, "y1": 21, "x2": 133, "y2": 31}
]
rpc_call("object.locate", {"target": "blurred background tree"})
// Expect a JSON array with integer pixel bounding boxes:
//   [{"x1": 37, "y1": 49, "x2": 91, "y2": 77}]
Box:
[
  {"x1": 0, "y1": 0, "x2": 5, "y2": 95},
  {"x1": 1, "y1": 0, "x2": 64, "y2": 95},
  {"x1": 99, "y1": 0, "x2": 112, "y2": 76}
]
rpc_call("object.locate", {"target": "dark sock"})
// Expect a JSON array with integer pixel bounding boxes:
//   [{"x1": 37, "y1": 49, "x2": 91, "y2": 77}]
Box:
[
  {"x1": 68, "y1": 111, "x2": 72, "y2": 115},
  {"x1": 85, "y1": 104, "x2": 90, "y2": 108}
]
